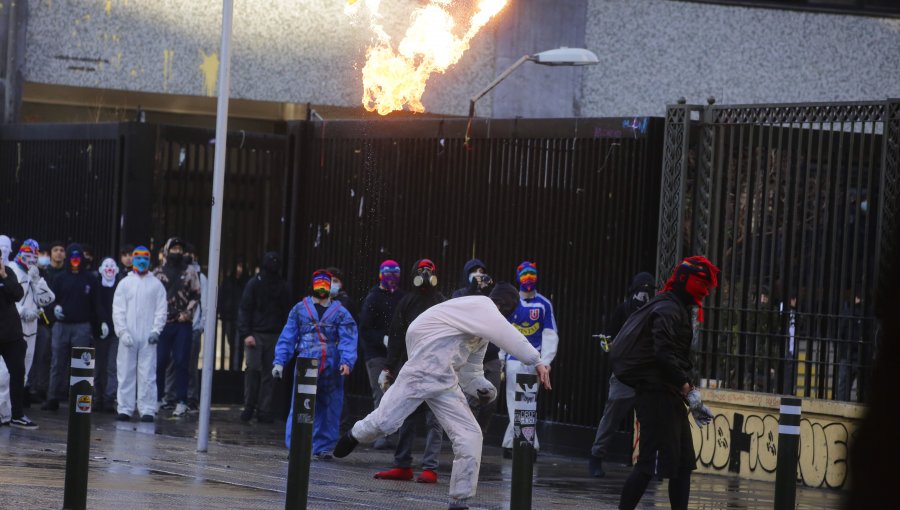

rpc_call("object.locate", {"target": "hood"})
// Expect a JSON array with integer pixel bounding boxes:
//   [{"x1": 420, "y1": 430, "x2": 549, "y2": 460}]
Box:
[
  {"x1": 261, "y1": 251, "x2": 281, "y2": 278},
  {"x1": 66, "y1": 243, "x2": 83, "y2": 260},
  {"x1": 490, "y1": 282, "x2": 520, "y2": 318},
  {"x1": 628, "y1": 272, "x2": 655, "y2": 293},
  {"x1": 461, "y1": 258, "x2": 487, "y2": 284}
]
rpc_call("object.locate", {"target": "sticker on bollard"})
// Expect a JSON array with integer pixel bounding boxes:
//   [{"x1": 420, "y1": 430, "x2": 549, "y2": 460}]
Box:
[
  {"x1": 774, "y1": 397, "x2": 802, "y2": 510},
  {"x1": 285, "y1": 357, "x2": 318, "y2": 510},
  {"x1": 511, "y1": 373, "x2": 539, "y2": 510},
  {"x1": 64, "y1": 347, "x2": 95, "y2": 510}
]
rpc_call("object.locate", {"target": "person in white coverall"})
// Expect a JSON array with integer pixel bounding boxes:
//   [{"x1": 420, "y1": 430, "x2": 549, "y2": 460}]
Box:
[
  {"x1": 112, "y1": 246, "x2": 167, "y2": 422},
  {"x1": 334, "y1": 283, "x2": 552, "y2": 510}
]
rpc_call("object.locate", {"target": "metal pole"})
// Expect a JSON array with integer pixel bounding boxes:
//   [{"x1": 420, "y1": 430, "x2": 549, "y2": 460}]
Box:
[
  {"x1": 63, "y1": 347, "x2": 95, "y2": 510},
  {"x1": 197, "y1": 0, "x2": 234, "y2": 453},
  {"x1": 285, "y1": 357, "x2": 319, "y2": 510},
  {"x1": 774, "y1": 397, "x2": 802, "y2": 510},
  {"x1": 510, "y1": 372, "x2": 538, "y2": 510}
]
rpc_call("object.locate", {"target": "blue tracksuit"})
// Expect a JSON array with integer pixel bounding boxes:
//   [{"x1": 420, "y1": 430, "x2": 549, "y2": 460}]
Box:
[
  {"x1": 507, "y1": 292, "x2": 556, "y2": 361},
  {"x1": 274, "y1": 297, "x2": 357, "y2": 453}
]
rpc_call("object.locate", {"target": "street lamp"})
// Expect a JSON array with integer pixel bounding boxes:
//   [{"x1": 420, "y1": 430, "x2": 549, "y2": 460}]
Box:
[{"x1": 464, "y1": 47, "x2": 599, "y2": 147}]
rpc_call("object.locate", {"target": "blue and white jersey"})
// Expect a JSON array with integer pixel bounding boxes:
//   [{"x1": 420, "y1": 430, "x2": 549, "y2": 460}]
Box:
[{"x1": 507, "y1": 292, "x2": 557, "y2": 361}]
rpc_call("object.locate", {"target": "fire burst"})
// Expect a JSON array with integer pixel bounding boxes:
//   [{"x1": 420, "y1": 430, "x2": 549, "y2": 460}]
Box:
[{"x1": 348, "y1": 0, "x2": 509, "y2": 116}]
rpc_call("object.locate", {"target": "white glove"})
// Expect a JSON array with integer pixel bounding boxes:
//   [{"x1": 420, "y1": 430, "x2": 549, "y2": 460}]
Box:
[
  {"x1": 378, "y1": 369, "x2": 393, "y2": 393},
  {"x1": 693, "y1": 404, "x2": 713, "y2": 428},
  {"x1": 54, "y1": 305, "x2": 65, "y2": 321},
  {"x1": 27, "y1": 265, "x2": 40, "y2": 280},
  {"x1": 100, "y1": 322, "x2": 110, "y2": 339},
  {"x1": 383, "y1": 335, "x2": 389, "y2": 348},
  {"x1": 272, "y1": 364, "x2": 283, "y2": 379},
  {"x1": 19, "y1": 309, "x2": 39, "y2": 322},
  {"x1": 119, "y1": 334, "x2": 135, "y2": 348},
  {"x1": 686, "y1": 389, "x2": 703, "y2": 411}
]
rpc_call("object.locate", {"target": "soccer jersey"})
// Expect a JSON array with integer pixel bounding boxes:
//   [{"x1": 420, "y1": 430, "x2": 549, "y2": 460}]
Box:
[{"x1": 507, "y1": 292, "x2": 556, "y2": 361}]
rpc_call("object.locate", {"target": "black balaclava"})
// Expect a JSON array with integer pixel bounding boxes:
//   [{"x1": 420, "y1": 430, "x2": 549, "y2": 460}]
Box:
[
  {"x1": 261, "y1": 252, "x2": 281, "y2": 279},
  {"x1": 490, "y1": 282, "x2": 520, "y2": 318},
  {"x1": 628, "y1": 272, "x2": 655, "y2": 307}
]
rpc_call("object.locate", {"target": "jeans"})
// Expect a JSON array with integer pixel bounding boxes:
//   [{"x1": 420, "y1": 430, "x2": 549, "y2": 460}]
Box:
[
  {"x1": 48, "y1": 322, "x2": 92, "y2": 402},
  {"x1": 244, "y1": 332, "x2": 277, "y2": 418},
  {"x1": 591, "y1": 374, "x2": 636, "y2": 458},
  {"x1": 157, "y1": 323, "x2": 192, "y2": 404},
  {"x1": 394, "y1": 403, "x2": 443, "y2": 470},
  {"x1": 94, "y1": 334, "x2": 119, "y2": 405}
]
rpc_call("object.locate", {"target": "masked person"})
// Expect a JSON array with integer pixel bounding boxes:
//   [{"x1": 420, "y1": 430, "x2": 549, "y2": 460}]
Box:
[
  {"x1": 357, "y1": 260, "x2": 405, "y2": 449},
  {"x1": 610, "y1": 256, "x2": 719, "y2": 510},
  {"x1": 334, "y1": 284, "x2": 552, "y2": 510},
  {"x1": 501, "y1": 261, "x2": 558, "y2": 456},
  {"x1": 164, "y1": 245, "x2": 206, "y2": 410},
  {"x1": 94, "y1": 258, "x2": 120, "y2": 412},
  {"x1": 238, "y1": 252, "x2": 291, "y2": 423},
  {"x1": 219, "y1": 258, "x2": 249, "y2": 371},
  {"x1": 43, "y1": 243, "x2": 102, "y2": 411},
  {"x1": 451, "y1": 259, "x2": 500, "y2": 433},
  {"x1": 0, "y1": 241, "x2": 38, "y2": 429},
  {"x1": 272, "y1": 270, "x2": 357, "y2": 458},
  {"x1": 588, "y1": 271, "x2": 654, "y2": 477},
  {"x1": 326, "y1": 267, "x2": 358, "y2": 321},
  {"x1": 153, "y1": 237, "x2": 201, "y2": 417},
  {"x1": 27, "y1": 245, "x2": 55, "y2": 403},
  {"x1": 3, "y1": 241, "x2": 55, "y2": 409},
  {"x1": 374, "y1": 259, "x2": 446, "y2": 484},
  {"x1": 0, "y1": 236, "x2": 11, "y2": 264},
  {"x1": 113, "y1": 247, "x2": 168, "y2": 422}
]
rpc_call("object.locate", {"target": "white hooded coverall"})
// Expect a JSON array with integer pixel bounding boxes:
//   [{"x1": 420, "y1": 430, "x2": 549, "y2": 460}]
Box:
[
  {"x1": 112, "y1": 271, "x2": 167, "y2": 416},
  {"x1": 351, "y1": 295, "x2": 541, "y2": 501}
]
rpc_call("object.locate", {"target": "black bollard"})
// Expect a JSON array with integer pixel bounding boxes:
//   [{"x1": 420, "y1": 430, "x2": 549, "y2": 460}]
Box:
[
  {"x1": 774, "y1": 396, "x2": 802, "y2": 510},
  {"x1": 63, "y1": 347, "x2": 95, "y2": 510},
  {"x1": 285, "y1": 357, "x2": 319, "y2": 510},
  {"x1": 510, "y1": 372, "x2": 539, "y2": 510}
]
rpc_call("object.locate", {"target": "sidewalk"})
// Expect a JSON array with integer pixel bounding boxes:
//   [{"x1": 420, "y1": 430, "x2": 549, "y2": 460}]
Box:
[{"x1": 0, "y1": 407, "x2": 844, "y2": 509}]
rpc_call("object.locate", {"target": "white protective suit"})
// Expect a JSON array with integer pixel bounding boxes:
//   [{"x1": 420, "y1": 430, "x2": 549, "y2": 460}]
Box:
[
  {"x1": 351, "y1": 295, "x2": 541, "y2": 501},
  {"x1": 112, "y1": 271, "x2": 167, "y2": 416}
]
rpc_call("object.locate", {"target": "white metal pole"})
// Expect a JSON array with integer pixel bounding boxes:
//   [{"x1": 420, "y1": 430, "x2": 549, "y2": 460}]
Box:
[{"x1": 197, "y1": 0, "x2": 234, "y2": 453}]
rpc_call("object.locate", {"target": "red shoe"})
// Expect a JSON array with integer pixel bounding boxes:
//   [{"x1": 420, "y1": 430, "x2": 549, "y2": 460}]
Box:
[
  {"x1": 416, "y1": 469, "x2": 438, "y2": 483},
  {"x1": 374, "y1": 467, "x2": 414, "y2": 480}
]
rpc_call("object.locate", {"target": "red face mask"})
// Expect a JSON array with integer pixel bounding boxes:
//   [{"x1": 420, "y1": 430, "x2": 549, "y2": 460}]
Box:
[{"x1": 684, "y1": 275, "x2": 712, "y2": 301}]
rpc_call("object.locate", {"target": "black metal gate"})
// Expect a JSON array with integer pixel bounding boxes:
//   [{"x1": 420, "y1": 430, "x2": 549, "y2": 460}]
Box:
[
  {"x1": 287, "y1": 117, "x2": 664, "y2": 428},
  {"x1": 658, "y1": 99, "x2": 900, "y2": 403}
]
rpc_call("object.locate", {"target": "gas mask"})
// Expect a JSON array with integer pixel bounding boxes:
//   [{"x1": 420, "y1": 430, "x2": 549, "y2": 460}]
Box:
[
  {"x1": 312, "y1": 270, "x2": 332, "y2": 299},
  {"x1": 132, "y1": 246, "x2": 152, "y2": 275},
  {"x1": 99, "y1": 258, "x2": 119, "y2": 287},
  {"x1": 413, "y1": 259, "x2": 438, "y2": 288},
  {"x1": 517, "y1": 261, "x2": 538, "y2": 293}
]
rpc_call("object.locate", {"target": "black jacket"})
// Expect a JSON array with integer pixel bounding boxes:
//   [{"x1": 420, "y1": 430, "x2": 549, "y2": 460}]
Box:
[
  {"x1": 97, "y1": 282, "x2": 117, "y2": 328},
  {"x1": 607, "y1": 272, "x2": 656, "y2": 339},
  {"x1": 385, "y1": 288, "x2": 445, "y2": 374},
  {"x1": 610, "y1": 291, "x2": 694, "y2": 392},
  {"x1": 238, "y1": 271, "x2": 292, "y2": 338},
  {"x1": 451, "y1": 263, "x2": 500, "y2": 362},
  {"x1": 332, "y1": 290, "x2": 359, "y2": 323},
  {"x1": 218, "y1": 273, "x2": 249, "y2": 321},
  {"x1": 51, "y1": 269, "x2": 101, "y2": 332},
  {"x1": 359, "y1": 285, "x2": 406, "y2": 361},
  {"x1": 0, "y1": 268, "x2": 24, "y2": 343}
]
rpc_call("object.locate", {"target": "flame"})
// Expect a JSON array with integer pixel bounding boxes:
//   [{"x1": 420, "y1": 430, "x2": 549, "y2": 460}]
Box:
[{"x1": 352, "y1": 0, "x2": 509, "y2": 115}]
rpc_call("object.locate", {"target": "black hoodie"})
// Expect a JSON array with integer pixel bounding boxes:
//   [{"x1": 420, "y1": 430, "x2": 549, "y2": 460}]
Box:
[
  {"x1": 384, "y1": 260, "x2": 445, "y2": 374},
  {"x1": 237, "y1": 252, "x2": 292, "y2": 338},
  {"x1": 451, "y1": 258, "x2": 500, "y2": 361},
  {"x1": 0, "y1": 266, "x2": 24, "y2": 343},
  {"x1": 607, "y1": 272, "x2": 656, "y2": 339},
  {"x1": 50, "y1": 243, "x2": 101, "y2": 332}
]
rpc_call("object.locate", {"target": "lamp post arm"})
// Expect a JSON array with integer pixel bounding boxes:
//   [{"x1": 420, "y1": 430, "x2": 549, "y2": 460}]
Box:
[{"x1": 469, "y1": 54, "x2": 533, "y2": 110}]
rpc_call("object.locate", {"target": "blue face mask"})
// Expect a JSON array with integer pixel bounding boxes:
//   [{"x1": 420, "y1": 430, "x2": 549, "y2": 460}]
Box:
[
  {"x1": 38, "y1": 255, "x2": 51, "y2": 268},
  {"x1": 133, "y1": 256, "x2": 151, "y2": 274}
]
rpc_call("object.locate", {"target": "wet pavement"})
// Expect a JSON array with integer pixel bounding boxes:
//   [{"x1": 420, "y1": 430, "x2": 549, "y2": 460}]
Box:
[{"x1": 0, "y1": 407, "x2": 845, "y2": 509}]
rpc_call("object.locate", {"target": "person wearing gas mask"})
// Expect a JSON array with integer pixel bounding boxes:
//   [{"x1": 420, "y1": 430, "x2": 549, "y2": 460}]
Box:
[
  {"x1": 94, "y1": 257, "x2": 121, "y2": 413},
  {"x1": 0, "y1": 236, "x2": 38, "y2": 429},
  {"x1": 451, "y1": 259, "x2": 501, "y2": 433},
  {"x1": 334, "y1": 283, "x2": 552, "y2": 510},
  {"x1": 43, "y1": 243, "x2": 102, "y2": 411},
  {"x1": 113, "y1": 246, "x2": 168, "y2": 422},
  {"x1": 357, "y1": 260, "x2": 406, "y2": 449},
  {"x1": 238, "y1": 251, "x2": 291, "y2": 423},
  {"x1": 610, "y1": 256, "x2": 718, "y2": 510},
  {"x1": 153, "y1": 237, "x2": 201, "y2": 417},
  {"x1": 272, "y1": 270, "x2": 357, "y2": 458},
  {"x1": 588, "y1": 271, "x2": 654, "y2": 477},
  {"x1": 163, "y1": 244, "x2": 206, "y2": 410},
  {"x1": 374, "y1": 259, "x2": 446, "y2": 484},
  {"x1": 500, "y1": 261, "x2": 558, "y2": 457}
]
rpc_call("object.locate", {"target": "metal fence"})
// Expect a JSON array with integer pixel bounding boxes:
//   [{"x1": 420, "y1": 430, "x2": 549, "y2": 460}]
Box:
[
  {"x1": 658, "y1": 100, "x2": 900, "y2": 403},
  {"x1": 287, "y1": 117, "x2": 664, "y2": 427}
]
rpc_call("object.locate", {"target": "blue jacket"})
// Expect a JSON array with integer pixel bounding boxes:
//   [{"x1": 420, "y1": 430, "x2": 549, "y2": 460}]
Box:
[{"x1": 274, "y1": 297, "x2": 358, "y2": 382}]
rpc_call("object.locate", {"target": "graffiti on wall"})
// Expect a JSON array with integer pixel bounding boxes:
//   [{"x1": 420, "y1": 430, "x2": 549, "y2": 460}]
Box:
[{"x1": 691, "y1": 411, "x2": 852, "y2": 489}]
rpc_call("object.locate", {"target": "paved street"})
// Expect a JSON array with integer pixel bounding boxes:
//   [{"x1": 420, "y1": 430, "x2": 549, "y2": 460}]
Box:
[{"x1": 0, "y1": 407, "x2": 845, "y2": 509}]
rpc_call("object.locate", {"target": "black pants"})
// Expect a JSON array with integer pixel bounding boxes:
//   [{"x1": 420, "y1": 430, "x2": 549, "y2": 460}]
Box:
[{"x1": 0, "y1": 339, "x2": 27, "y2": 420}]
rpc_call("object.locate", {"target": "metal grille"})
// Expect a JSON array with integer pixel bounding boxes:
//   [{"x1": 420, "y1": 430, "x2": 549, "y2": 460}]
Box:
[
  {"x1": 287, "y1": 117, "x2": 663, "y2": 427},
  {"x1": 660, "y1": 100, "x2": 895, "y2": 403}
]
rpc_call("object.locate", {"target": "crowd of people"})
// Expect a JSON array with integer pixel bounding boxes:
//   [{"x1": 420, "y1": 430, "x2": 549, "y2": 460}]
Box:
[{"x1": 0, "y1": 230, "x2": 721, "y2": 510}]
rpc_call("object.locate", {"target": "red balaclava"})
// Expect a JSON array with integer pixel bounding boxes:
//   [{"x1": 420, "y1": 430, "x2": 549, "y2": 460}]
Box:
[{"x1": 662, "y1": 255, "x2": 720, "y2": 322}]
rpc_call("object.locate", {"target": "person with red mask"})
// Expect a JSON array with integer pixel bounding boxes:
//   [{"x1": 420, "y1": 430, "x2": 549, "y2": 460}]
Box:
[
  {"x1": 43, "y1": 243, "x2": 101, "y2": 411},
  {"x1": 610, "y1": 256, "x2": 719, "y2": 510}
]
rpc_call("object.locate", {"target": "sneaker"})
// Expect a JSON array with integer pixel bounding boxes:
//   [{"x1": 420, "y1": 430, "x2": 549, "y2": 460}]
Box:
[
  {"x1": 116, "y1": 413, "x2": 131, "y2": 421},
  {"x1": 1, "y1": 420, "x2": 9, "y2": 426},
  {"x1": 41, "y1": 399, "x2": 59, "y2": 411},
  {"x1": 333, "y1": 431, "x2": 359, "y2": 458},
  {"x1": 158, "y1": 401, "x2": 175, "y2": 411},
  {"x1": 417, "y1": 469, "x2": 438, "y2": 483},
  {"x1": 588, "y1": 455, "x2": 606, "y2": 478},
  {"x1": 172, "y1": 403, "x2": 189, "y2": 417},
  {"x1": 10, "y1": 416, "x2": 38, "y2": 430},
  {"x1": 374, "y1": 467, "x2": 413, "y2": 480},
  {"x1": 240, "y1": 407, "x2": 254, "y2": 422},
  {"x1": 140, "y1": 415, "x2": 155, "y2": 423},
  {"x1": 448, "y1": 498, "x2": 469, "y2": 510}
]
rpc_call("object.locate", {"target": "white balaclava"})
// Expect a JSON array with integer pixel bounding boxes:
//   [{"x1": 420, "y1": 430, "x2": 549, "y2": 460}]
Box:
[
  {"x1": 99, "y1": 257, "x2": 119, "y2": 287},
  {"x1": 0, "y1": 235, "x2": 11, "y2": 264}
]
